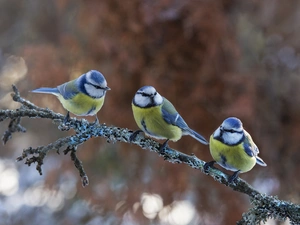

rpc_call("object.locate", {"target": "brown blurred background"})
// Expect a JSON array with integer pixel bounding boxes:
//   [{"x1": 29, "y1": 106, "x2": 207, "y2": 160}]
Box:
[{"x1": 0, "y1": 0, "x2": 299, "y2": 224}]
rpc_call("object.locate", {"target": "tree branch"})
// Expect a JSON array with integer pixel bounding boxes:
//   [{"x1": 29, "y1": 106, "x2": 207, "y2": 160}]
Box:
[{"x1": 1, "y1": 85, "x2": 299, "y2": 224}]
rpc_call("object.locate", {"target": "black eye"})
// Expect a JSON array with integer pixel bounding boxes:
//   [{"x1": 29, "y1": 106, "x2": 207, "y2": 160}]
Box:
[
  {"x1": 224, "y1": 128, "x2": 237, "y2": 133},
  {"x1": 137, "y1": 91, "x2": 147, "y2": 96}
]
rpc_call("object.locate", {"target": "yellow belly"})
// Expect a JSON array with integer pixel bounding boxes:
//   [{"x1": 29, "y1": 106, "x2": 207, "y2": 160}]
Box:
[
  {"x1": 209, "y1": 135, "x2": 256, "y2": 173},
  {"x1": 132, "y1": 103, "x2": 182, "y2": 141},
  {"x1": 57, "y1": 93, "x2": 105, "y2": 116}
]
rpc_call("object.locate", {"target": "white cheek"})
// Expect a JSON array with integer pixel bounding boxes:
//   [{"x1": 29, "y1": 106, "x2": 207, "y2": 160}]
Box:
[
  {"x1": 84, "y1": 84, "x2": 105, "y2": 98},
  {"x1": 154, "y1": 93, "x2": 163, "y2": 104},
  {"x1": 134, "y1": 95, "x2": 150, "y2": 107},
  {"x1": 85, "y1": 72, "x2": 107, "y2": 87}
]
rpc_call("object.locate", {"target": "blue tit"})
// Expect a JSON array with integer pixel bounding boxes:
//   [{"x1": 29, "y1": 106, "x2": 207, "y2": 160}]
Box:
[
  {"x1": 31, "y1": 70, "x2": 110, "y2": 123},
  {"x1": 204, "y1": 117, "x2": 267, "y2": 183},
  {"x1": 131, "y1": 86, "x2": 208, "y2": 149}
]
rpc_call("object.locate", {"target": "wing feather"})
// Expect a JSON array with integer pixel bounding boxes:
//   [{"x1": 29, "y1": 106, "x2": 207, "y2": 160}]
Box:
[
  {"x1": 57, "y1": 81, "x2": 80, "y2": 100},
  {"x1": 243, "y1": 131, "x2": 259, "y2": 157},
  {"x1": 161, "y1": 98, "x2": 189, "y2": 129}
]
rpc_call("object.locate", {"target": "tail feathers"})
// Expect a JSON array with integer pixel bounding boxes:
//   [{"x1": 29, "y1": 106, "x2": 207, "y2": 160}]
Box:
[
  {"x1": 256, "y1": 156, "x2": 267, "y2": 167},
  {"x1": 186, "y1": 128, "x2": 209, "y2": 145},
  {"x1": 31, "y1": 87, "x2": 60, "y2": 96}
]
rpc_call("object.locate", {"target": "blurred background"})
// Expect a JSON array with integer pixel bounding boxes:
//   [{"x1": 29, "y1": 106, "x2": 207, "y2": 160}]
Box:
[{"x1": 0, "y1": 0, "x2": 299, "y2": 224}]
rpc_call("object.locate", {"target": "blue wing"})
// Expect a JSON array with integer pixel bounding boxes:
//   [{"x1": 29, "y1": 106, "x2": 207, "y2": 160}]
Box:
[
  {"x1": 161, "y1": 98, "x2": 208, "y2": 144},
  {"x1": 243, "y1": 141, "x2": 255, "y2": 157},
  {"x1": 243, "y1": 130, "x2": 267, "y2": 166},
  {"x1": 243, "y1": 131, "x2": 259, "y2": 157},
  {"x1": 57, "y1": 80, "x2": 80, "y2": 100},
  {"x1": 161, "y1": 98, "x2": 189, "y2": 129}
]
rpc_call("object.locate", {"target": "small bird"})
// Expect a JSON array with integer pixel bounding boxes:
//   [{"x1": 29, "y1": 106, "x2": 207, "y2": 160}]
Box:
[
  {"x1": 31, "y1": 70, "x2": 110, "y2": 123},
  {"x1": 204, "y1": 117, "x2": 267, "y2": 183},
  {"x1": 131, "y1": 86, "x2": 208, "y2": 149}
]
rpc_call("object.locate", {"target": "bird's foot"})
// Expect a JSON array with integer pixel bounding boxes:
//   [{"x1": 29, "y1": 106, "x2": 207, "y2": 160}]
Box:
[
  {"x1": 92, "y1": 116, "x2": 99, "y2": 126},
  {"x1": 129, "y1": 130, "x2": 143, "y2": 142},
  {"x1": 59, "y1": 112, "x2": 71, "y2": 131},
  {"x1": 159, "y1": 139, "x2": 169, "y2": 155},
  {"x1": 228, "y1": 170, "x2": 240, "y2": 184},
  {"x1": 203, "y1": 161, "x2": 216, "y2": 174}
]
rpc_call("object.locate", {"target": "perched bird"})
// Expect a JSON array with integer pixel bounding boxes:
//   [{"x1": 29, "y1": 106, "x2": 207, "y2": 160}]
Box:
[
  {"x1": 31, "y1": 70, "x2": 110, "y2": 123},
  {"x1": 131, "y1": 86, "x2": 208, "y2": 149},
  {"x1": 204, "y1": 117, "x2": 267, "y2": 183}
]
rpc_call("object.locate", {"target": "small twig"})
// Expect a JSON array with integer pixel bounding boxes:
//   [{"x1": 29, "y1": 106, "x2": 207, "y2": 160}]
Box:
[
  {"x1": 64, "y1": 146, "x2": 89, "y2": 187},
  {"x1": 2, "y1": 116, "x2": 26, "y2": 144}
]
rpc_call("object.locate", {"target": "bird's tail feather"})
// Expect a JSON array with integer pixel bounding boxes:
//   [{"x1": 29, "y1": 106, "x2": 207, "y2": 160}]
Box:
[
  {"x1": 31, "y1": 87, "x2": 60, "y2": 96},
  {"x1": 186, "y1": 128, "x2": 208, "y2": 145},
  {"x1": 256, "y1": 156, "x2": 267, "y2": 167}
]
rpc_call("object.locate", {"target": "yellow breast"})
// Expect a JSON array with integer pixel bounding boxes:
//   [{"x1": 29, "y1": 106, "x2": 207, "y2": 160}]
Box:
[
  {"x1": 57, "y1": 93, "x2": 105, "y2": 116},
  {"x1": 132, "y1": 103, "x2": 182, "y2": 141},
  {"x1": 209, "y1": 135, "x2": 256, "y2": 173}
]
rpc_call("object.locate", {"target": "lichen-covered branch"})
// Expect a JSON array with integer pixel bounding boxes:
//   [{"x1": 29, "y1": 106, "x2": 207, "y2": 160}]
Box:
[
  {"x1": 238, "y1": 195, "x2": 300, "y2": 225},
  {"x1": 1, "y1": 85, "x2": 299, "y2": 224}
]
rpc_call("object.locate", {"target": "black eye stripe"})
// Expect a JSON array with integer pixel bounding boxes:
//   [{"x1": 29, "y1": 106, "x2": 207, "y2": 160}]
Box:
[
  {"x1": 225, "y1": 129, "x2": 235, "y2": 133},
  {"x1": 87, "y1": 82, "x2": 104, "y2": 89},
  {"x1": 137, "y1": 91, "x2": 155, "y2": 97},
  {"x1": 223, "y1": 128, "x2": 242, "y2": 133}
]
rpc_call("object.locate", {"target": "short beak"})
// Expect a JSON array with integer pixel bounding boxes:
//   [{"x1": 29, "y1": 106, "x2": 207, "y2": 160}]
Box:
[{"x1": 105, "y1": 86, "x2": 111, "y2": 91}]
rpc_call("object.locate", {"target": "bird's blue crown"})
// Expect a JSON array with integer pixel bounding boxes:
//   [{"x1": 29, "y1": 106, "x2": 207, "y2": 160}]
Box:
[
  {"x1": 223, "y1": 117, "x2": 243, "y2": 130},
  {"x1": 87, "y1": 70, "x2": 105, "y2": 84}
]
